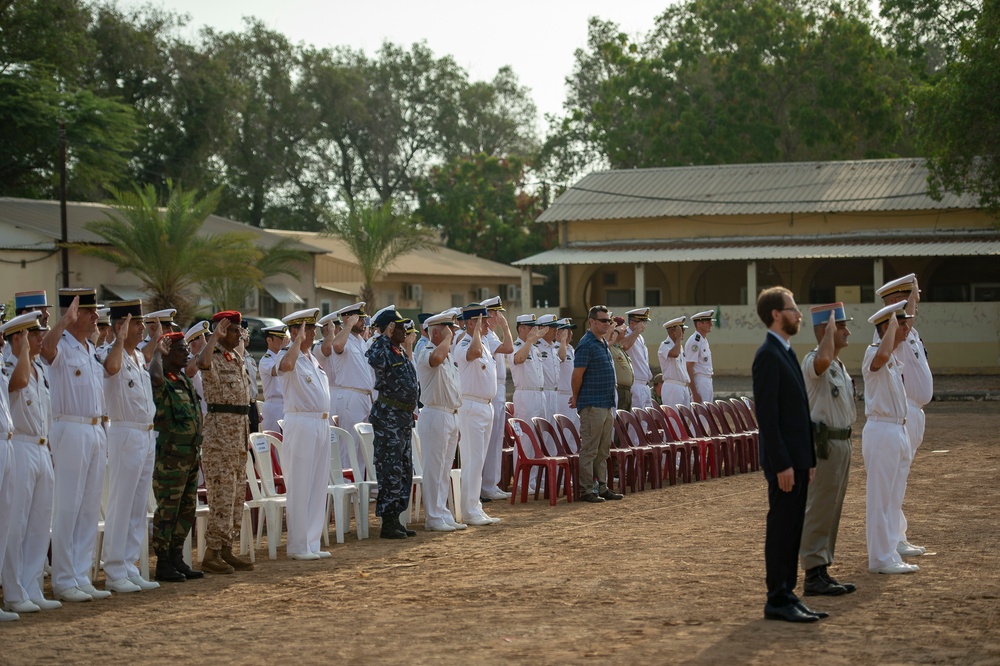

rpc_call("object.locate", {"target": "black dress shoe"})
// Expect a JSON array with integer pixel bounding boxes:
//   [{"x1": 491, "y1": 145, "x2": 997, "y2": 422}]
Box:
[
  {"x1": 598, "y1": 490, "x2": 624, "y2": 500},
  {"x1": 580, "y1": 493, "x2": 606, "y2": 503},
  {"x1": 381, "y1": 526, "x2": 408, "y2": 539},
  {"x1": 479, "y1": 496, "x2": 493, "y2": 503},
  {"x1": 822, "y1": 568, "x2": 857, "y2": 593},
  {"x1": 764, "y1": 603, "x2": 818, "y2": 623},
  {"x1": 794, "y1": 601, "x2": 829, "y2": 619},
  {"x1": 401, "y1": 525, "x2": 417, "y2": 537},
  {"x1": 804, "y1": 577, "x2": 848, "y2": 596}
]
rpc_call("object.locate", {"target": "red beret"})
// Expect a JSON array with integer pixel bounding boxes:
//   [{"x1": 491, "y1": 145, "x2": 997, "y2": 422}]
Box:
[
  {"x1": 162, "y1": 332, "x2": 185, "y2": 342},
  {"x1": 211, "y1": 310, "x2": 242, "y2": 324}
]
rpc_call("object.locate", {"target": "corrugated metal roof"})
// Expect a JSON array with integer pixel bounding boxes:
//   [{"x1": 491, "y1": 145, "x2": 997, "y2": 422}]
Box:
[
  {"x1": 537, "y1": 158, "x2": 981, "y2": 222},
  {"x1": 0, "y1": 198, "x2": 326, "y2": 253},
  {"x1": 513, "y1": 233, "x2": 1000, "y2": 266}
]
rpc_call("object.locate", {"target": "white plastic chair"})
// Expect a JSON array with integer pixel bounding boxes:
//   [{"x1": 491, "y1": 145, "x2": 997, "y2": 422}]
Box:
[
  {"x1": 242, "y1": 433, "x2": 287, "y2": 560},
  {"x1": 408, "y1": 429, "x2": 424, "y2": 525},
  {"x1": 350, "y1": 423, "x2": 379, "y2": 537},
  {"x1": 323, "y1": 427, "x2": 364, "y2": 544}
]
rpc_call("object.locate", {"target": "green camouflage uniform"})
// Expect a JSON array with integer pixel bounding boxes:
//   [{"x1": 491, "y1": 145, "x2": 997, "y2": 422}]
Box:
[{"x1": 151, "y1": 369, "x2": 203, "y2": 553}]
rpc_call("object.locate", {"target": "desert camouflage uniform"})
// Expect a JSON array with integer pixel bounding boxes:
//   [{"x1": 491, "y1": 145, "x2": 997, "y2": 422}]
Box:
[
  {"x1": 366, "y1": 335, "x2": 419, "y2": 518},
  {"x1": 201, "y1": 347, "x2": 252, "y2": 550},
  {"x1": 151, "y1": 369, "x2": 202, "y2": 553}
]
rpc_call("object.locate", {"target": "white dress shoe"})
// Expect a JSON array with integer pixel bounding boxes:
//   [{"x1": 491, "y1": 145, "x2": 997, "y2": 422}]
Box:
[
  {"x1": 288, "y1": 552, "x2": 321, "y2": 561},
  {"x1": 0, "y1": 609, "x2": 19, "y2": 622},
  {"x1": 80, "y1": 584, "x2": 112, "y2": 599},
  {"x1": 484, "y1": 489, "x2": 511, "y2": 501},
  {"x1": 312, "y1": 551, "x2": 332, "y2": 559},
  {"x1": 128, "y1": 576, "x2": 161, "y2": 591},
  {"x1": 30, "y1": 598, "x2": 63, "y2": 611},
  {"x1": 105, "y1": 578, "x2": 142, "y2": 594},
  {"x1": 56, "y1": 587, "x2": 93, "y2": 603},
  {"x1": 446, "y1": 519, "x2": 468, "y2": 530},
  {"x1": 897, "y1": 541, "x2": 926, "y2": 556},
  {"x1": 425, "y1": 522, "x2": 456, "y2": 532},
  {"x1": 466, "y1": 514, "x2": 501, "y2": 526},
  {"x1": 870, "y1": 562, "x2": 920, "y2": 574},
  {"x1": 5, "y1": 600, "x2": 41, "y2": 613}
]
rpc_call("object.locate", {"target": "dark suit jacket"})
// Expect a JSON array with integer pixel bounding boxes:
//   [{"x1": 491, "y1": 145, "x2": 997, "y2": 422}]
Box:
[{"x1": 752, "y1": 332, "x2": 816, "y2": 480}]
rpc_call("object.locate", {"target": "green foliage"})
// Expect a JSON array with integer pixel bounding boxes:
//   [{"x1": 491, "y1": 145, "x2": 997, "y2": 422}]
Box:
[
  {"x1": 200, "y1": 237, "x2": 310, "y2": 311},
  {"x1": 79, "y1": 182, "x2": 261, "y2": 319},
  {"x1": 879, "y1": 0, "x2": 982, "y2": 75}
]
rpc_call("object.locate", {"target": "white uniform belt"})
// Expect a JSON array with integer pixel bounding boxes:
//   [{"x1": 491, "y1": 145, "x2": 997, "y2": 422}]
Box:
[
  {"x1": 425, "y1": 404, "x2": 459, "y2": 415},
  {"x1": 12, "y1": 433, "x2": 46, "y2": 445},
  {"x1": 285, "y1": 411, "x2": 330, "y2": 419},
  {"x1": 515, "y1": 387, "x2": 544, "y2": 391},
  {"x1": 54, "y1": 415, "x2": 108, "y2": 426},
  {"x1": 461, "y1": 394, "x2": 492, "y2": 405},
  {"x1": 338, "y1": 386, "x2": 372, "y2": 396},
  {"x1": 869, "y1": 415, "x2": 906, "y2": 426},
  {"x1": 543, "y1": 387, "x2": 558, "y2": 391},
  {"x1": 694, "y1": 372, "x2": 713, "y2": 377},
  {"x1": 110, "y1": 420, "x2": 155, "y2": 431},
  {"x1": 663, "y1": 378, "x2": 688, "y2": 386}
]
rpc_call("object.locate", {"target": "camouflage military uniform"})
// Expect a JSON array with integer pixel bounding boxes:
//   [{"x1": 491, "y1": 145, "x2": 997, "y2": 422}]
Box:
[
  {"x1": 366, "y1": 335, "x2": 419, "y2": 519},
  {"x1": 201, "y1": 347, "x2": 252, "y2": 550},
  {"x1": 151, "y1": 369, "x2": 202, "y2": 553}
]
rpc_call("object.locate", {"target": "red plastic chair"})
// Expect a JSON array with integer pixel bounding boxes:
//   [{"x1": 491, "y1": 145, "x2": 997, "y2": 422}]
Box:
[
  {"x1": 661, "y1": 405, "x2": 709, "y2": 481},
  {"x1": 693, "y1": 402, "x2": 739, "y2": 476},
  {"x1": 505, "y1": 402, "x2": 515, "y2": 417},
  {"x1": 508, "y1": 417, "x2": 572, "y2": 506},
  {"x1": 676, "y1": 404, "x2": 725, "y2": 479},
  {"x1": 715, "y1": 400, "x2": 755, "y2": 473},
  {"x1": 533, "y1": 417, "x2": 579, "y2": 500},
  {"x1": 646, "y1": 407, "x2": 680, "y2": 486},
  {"x1": 553, "y1": 415, "x2": 585, "y2": 499},
  {"x1": 500, "y1": 418, "x2": 517, "y2": 492},
  {"x1": 616, "y1": 410, "x2": 663, "y2": 490},
  {"x1": 728, "y1": 398, "x2": 760, "y2": 471}
]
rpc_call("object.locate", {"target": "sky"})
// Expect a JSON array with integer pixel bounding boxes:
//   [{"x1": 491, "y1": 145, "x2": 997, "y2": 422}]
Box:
[{"x1": 123, "y1": 0, "x2": 675, "y2": 130}]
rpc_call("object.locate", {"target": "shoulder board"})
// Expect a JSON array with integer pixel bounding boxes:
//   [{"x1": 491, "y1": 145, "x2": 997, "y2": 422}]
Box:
[{"x1": 695, "y1": 334, "x2": 701, "y2": 341}]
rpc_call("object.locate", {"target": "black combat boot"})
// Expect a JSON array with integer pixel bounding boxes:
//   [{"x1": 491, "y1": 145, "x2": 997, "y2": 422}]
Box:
[
  {"x1": 804, "y1": 566, "x2": 847, "y2": 596},
  {"x1": 171, "y1": 549, "x2": 205, "y2": 580},
  {"x1": 820, "y1": 565, "x2": 856, "y2": 593},
  {"x1": 398, "y1": 514, "x2": 416, "y2": 537},
  {"x1": 154, "y1": 551, "x2": 186, "y2": 583},
  {"x1": 380, "y1": 514, "x2": 407, "y2": 539}
]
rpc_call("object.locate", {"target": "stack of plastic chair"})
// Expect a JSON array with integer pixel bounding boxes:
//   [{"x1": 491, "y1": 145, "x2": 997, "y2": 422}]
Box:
[
  {"x1": 613, "y1": 410, "x2": 661, "y2": 491},
  {"x1": 675, "y1": 404, "x2": 724, "y2": 479},
  {"x1": 553, "y1": 414, "x2": 584, "y2": 499},
  {"x1": 660, "y1": 405, "x2": 705, "y2": 483},
  {"x1": 692, "y1": 402, "x2": 738, "y2": 476},
  {"x1": 243, "y1": 433, "x2": 287, "y2": 561},
  {"x1": 709, "y1": 401, "x2": 754, "y2": 473},
  {"x1": 631, "y1": 408, "x2": 671, "y2": 487},
  {"x1": 532, "y1": 417, "x2": 579, "y2": 500},
  {"x1": 728, "y1": 398, "x2": 760, "y2": 471},
  {"x1": 645, "y1": 407, "x2": 680, "y2": 486},
  {"x1": 323, "y1": 427, "x2": 363, "y2": 544},
  {"x1": 603, "y1": 416, "x2": 637, "y2": 495},
  {"x1": 507, "y1": 417, "x2": 572, "y2": 506}
]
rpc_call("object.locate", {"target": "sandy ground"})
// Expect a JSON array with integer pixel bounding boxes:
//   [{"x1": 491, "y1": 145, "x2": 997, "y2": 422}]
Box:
[{"x1": 2, "y1": 401, "x2": 998, "y2": 665}]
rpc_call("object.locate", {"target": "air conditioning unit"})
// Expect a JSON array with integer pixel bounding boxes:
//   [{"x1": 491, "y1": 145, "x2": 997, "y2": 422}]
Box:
[
  {"x1": 404, "y1": 284, "x2": 423, "y2": 301},
  {"x1": 505, "y1": 284, "x2": 521, "y2": 302},
  {"x1": 475, "y1": 287, "x2": 492, "y2": 301}
]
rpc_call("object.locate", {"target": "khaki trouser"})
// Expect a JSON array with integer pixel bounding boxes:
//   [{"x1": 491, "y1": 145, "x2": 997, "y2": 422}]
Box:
[
  {"x1": 202, "y1": 413, "x2": 249, "y2": 550},
  {"x1": 799, "y1": 436, "x2": 851, "y2": 571},
  {"x1": 578, "y1": 407, "x2": 613, "y2": 495}
]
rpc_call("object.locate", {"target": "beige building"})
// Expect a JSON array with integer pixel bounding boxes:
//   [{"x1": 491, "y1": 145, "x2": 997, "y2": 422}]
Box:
[
  {"x1": 514, "y1": 159, "x2": 1000, "y2": 373},
  {"x1": 270, "y1": 230, "x2": 544, "y2": 318}
]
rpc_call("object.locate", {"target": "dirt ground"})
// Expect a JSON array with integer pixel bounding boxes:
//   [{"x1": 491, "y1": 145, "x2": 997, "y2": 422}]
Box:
[{"x1": 3, "y1": 401, "x2": 998, "y2": 665}]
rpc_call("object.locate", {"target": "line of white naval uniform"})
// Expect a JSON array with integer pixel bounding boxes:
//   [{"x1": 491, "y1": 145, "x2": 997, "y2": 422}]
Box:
[
  {"x1": 456, "y1": 334, "x2": 497, "y2": 521},
  {"x1": 510, "y1": 338, "x2": 546, "y2": 490},
  {"x1": 557, "y1": 343, "x2": 579, "y2": 432},
  {"x1": 536, "y1": 338, "x2": 562, "y2": 456},
  {"x1": 481, "y1": 329, "x2": 507, "y2": 496},
  {"x1": 331, "y1": 334, "x2": 374, "y2": 476},
  {"x1": 45, "y1": 332, "x2": 108, "y2": 594},
  {"x1": 415, "y1": 342, "x2": 462, "y2": 529},
  {"x1": 277, "y1": 347, "x2": 332, "y2": 557},
  {"x1": 258, "y1": 349, "x2": 284, "y2": 433},
  {"x1": 861, "y1": 342, "x2": 912, "y2": 570},
  {"x1": 685, "y1": 331, "x2": 714, "y2": 403},
  {"x1": 2, "y1": 353, "x2": 53, "y2": 606},
  {"x1": 625, "y1": 328, "x2": 654, "y2": 409},
  {"x1": 0, "y1": 360, "x2": 17, "y2": 609},
  {"x1": 657, "y1": 336, "x2": 692, "y2": 408},
  {"x1": 102, "y1": 347, "x2": 157, "y2": 584}
]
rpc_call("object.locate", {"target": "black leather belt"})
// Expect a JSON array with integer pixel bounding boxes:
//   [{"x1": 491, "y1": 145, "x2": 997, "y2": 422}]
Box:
[
  {"x1": 378, "y1": 396, "x2": 416, "y2": 413},
  {"x1": 827, "y1": 426, "x2": 852, "y2": 440},
  {"x1": 207, "y1": 403, "x2": 250, "y2": 415}
]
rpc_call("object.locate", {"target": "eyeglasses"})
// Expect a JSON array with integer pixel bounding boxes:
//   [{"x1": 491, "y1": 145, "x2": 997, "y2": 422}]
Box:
[
  {"x1": 779, "y1": 307, "x2": 800, "y2": 312},
  {"x1": 592, "y1": 318, "x2": 612, "y2": 324}
]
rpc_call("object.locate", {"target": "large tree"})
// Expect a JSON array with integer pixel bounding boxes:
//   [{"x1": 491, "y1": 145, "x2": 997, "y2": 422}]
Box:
[{"x1": 79, "y1": 182, "x2": 261, "y2": 320}]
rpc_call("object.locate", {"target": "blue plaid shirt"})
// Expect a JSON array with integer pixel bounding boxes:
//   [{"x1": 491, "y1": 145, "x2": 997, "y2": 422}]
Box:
[{"x1": 573, "y1": 330, "x2": 615, "y2": 410}]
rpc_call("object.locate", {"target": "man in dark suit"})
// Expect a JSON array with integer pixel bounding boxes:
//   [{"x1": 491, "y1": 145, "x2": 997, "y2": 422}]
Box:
[{"x1": 752, "y1": 287, "x2": 827, "y2": 623}]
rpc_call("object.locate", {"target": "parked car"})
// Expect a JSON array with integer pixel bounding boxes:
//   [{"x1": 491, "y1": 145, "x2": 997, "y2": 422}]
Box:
[{"x1": 243, "y1": 316, "x2": 285, "y2": 357}]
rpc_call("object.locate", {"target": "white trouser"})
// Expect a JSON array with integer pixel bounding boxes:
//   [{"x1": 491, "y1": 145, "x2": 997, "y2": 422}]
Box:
[
  {"x1": 544, "y1": 389, "x2": 561, "y2": 423},
  {"x1": 631, "y1": 382, "x2": 653, "y2": 410},
  {"x1": 481, "y1": 387, "x2": 506, "y2": 494},
  {"x1": 897, "y1": 400, "x2": 926, "y2": 544},
  {"x1": 458, "y1": 400, "x2": 493, "y2": 520},
  {"x1": 50, "y1": 420, "x2": 107, "y2": 593},
  {"x1": 692, "y1": 375, "x2": 714, "y2": 403},
  {"x1": 862, "y1": 420, "x2": 911, "y2": 569},
  {"x1": 103, "y1": 425, "x2": 156, "y2": 581},
  {"x1": 261, "y1": 399, "x2": 284, "y2": 434},
  {"x1": 0, "y1": 438, "x2": 13, "y2": 594},
  {"x1": 417, "y1": 407, "x2": 459, "y2": 527},
  {"x1": 660, "y1": 382, "x2": 692, "y2": 410},
  {"x1": 333, "y1": 388, "x2": 373, "y2": 478},
  {"x1": 557, "y1": 391, "x2": 580, "y2": 432},
  {"x1": 2, "y1": 438, "x2": 54, "y2": 603},
  {"x1": 282, "y1": 414, "x2": 331, "y2": 555}
]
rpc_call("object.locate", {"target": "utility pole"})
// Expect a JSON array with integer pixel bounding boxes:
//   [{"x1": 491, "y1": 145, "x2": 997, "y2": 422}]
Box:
[{"x1": 59, "y1": 121, "x2": 69, "y2": 288}]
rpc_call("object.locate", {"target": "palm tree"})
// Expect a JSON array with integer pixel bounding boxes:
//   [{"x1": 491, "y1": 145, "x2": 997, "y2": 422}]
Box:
[
  {"x1": 79, "y1": 181, "x2": 261, "y2": 320},
  {"x1": 201, "y1": 237, "x2": 311, "y2": 311},
  {"x1": 323, "y1": 198, "x2": 437, "y2": 309}
]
